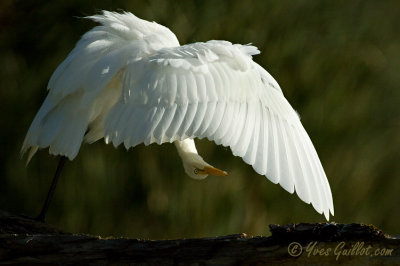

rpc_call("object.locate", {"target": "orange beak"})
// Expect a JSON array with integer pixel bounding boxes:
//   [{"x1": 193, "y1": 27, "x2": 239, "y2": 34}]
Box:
[{"x1": 201, "y1": 166, "x2": 228, "y2": 176}]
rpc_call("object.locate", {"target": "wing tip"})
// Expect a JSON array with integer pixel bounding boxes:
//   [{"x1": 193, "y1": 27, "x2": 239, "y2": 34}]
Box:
[
  {"x1": 20, "y1": 143, "x2": 39, "y2": 166},
  {"x1": 316, "y1": 201, "x2": 334, "y2": 221}
]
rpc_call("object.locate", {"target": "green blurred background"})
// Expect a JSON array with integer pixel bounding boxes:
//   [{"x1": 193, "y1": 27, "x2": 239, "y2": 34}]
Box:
[{"x1": 1, "y1": 0, "x2": 399, "y2": 239}]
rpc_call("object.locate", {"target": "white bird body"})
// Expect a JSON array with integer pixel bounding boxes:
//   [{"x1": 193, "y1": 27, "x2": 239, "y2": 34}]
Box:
[{"x1": 22, "y1": 11, "x2": 334, "y2": 220}]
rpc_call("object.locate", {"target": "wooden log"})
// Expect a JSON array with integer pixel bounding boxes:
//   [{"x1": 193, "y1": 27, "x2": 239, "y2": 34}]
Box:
[{"x1": 0, "y1": 210, "x2": 398, "y2": 265}]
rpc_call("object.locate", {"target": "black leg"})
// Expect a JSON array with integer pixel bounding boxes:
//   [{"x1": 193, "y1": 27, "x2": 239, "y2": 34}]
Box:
[{"x1": 36, "y1": 156, "x2": 67, "y2": 222}]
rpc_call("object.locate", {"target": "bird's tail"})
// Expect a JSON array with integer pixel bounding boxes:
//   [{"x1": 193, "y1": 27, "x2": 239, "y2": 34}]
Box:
[{"x1": 21, "y1": 92, "x2": 89, "y2": 164}]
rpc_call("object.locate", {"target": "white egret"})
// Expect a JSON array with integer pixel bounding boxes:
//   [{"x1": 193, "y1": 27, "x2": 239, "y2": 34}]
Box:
[{"x1": 22, "y1": 11, "x2": 334, "y2": 221}]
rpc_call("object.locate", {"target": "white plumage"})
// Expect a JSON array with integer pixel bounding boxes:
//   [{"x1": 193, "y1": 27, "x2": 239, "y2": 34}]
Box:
[{"x1": 22, "y1": 11, "x2": 334, "y2": 220}]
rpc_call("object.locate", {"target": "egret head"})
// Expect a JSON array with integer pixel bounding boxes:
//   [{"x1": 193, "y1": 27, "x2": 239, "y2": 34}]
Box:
[{"x1": 180, "y1": 152, "x2": 228, "y2": 180}]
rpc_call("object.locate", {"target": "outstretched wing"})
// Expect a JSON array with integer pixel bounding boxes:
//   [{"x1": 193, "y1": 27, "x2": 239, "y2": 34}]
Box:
[{"x1": 103, "y1": 40, "x2": 334, "y2": 220}]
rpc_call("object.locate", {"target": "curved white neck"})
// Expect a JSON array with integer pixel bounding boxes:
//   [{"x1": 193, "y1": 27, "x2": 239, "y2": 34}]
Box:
[{"x1": 174, "y1": 139, "x2": 198, "y2": 156}]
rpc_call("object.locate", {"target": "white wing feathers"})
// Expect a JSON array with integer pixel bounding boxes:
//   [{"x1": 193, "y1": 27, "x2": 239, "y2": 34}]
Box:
[
  {"x1": 103, "y1": 41, "x2": 334, "y2": 219},
  {"x1": 22, "y1": 11, "x2": 333, "y2": 219},
  {"x1": 21, "y1": 11, "x2": 179, "y2": 161}
]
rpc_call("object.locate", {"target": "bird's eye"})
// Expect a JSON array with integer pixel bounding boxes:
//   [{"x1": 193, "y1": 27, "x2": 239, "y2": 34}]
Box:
[{"x1": 194, "y1": 168, "x2": 199, "y2": 175}]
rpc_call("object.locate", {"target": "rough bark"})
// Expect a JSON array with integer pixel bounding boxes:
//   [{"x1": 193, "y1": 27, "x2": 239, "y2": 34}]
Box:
[{"x1": 0, "y1": 210, "x2": 398, "y2": 265}]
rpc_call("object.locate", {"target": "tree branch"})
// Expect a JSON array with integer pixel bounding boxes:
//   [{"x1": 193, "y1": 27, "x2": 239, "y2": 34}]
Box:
[{"x1": 0, "y1": 210, "x2": 398, "y2": 265}]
